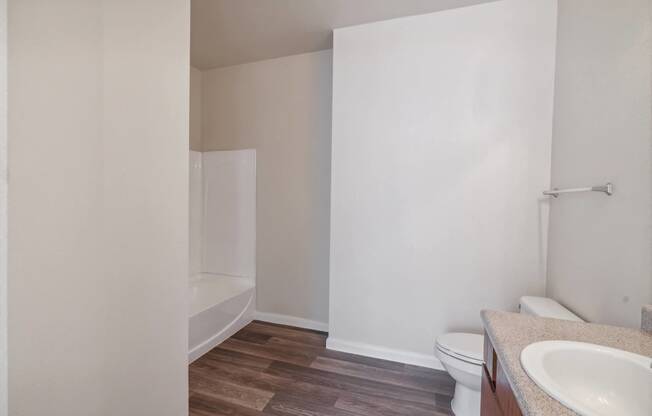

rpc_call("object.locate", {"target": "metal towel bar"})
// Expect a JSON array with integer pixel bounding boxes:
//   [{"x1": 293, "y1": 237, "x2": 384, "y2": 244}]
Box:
[{"x1": 543, "y1": 183, "x2": 613, "y2": 198}]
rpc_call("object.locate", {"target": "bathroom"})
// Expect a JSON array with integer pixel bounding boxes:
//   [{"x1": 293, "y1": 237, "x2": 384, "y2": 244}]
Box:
[{"x1": 2, "y1": 1, "x2": 651, "y2": 416}]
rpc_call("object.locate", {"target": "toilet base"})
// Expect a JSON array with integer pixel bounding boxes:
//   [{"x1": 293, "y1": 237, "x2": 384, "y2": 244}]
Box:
[{"x1": 451, "y1": 382, "x2": 481, "y2": 416}]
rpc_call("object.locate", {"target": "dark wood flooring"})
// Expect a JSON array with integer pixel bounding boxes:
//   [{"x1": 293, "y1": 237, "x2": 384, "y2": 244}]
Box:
[{"x1": 189, "y1": 321, "x2": 455, "y2": 416}]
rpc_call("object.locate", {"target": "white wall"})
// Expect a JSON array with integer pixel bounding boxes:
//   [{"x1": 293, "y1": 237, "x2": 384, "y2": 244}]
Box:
[
  {"x1": 547, "y1": 0, "x2": 652, "y2": 328},
  {"x1": 201, "y1": 51, "x2": 332, "y2": 326},
  {"x1": 8, "y1": 1, "x2": 189, "y2": 415},
  {"x1": 190, "y1": 67, "x2": 202, "y2": 151},
  {"x1": 0, "y1": 0, "x2": 7, "y2": 413},
  {"x1": 329, "y1": 0, "x2": 557, "y2": 367}
]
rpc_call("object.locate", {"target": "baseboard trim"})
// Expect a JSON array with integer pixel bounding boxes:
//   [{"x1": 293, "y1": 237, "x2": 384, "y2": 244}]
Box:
[
  {"x1": 254, "y1": 311, "x2": 329, "y2": 332},
  {"x1": 326, "y1": 337, "x2": 445, "y2": 370}
]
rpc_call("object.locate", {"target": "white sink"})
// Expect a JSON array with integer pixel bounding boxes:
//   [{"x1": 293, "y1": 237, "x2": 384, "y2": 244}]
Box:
[{"x1": 520, "y1": 340, "x2": 652, "y2": 416}]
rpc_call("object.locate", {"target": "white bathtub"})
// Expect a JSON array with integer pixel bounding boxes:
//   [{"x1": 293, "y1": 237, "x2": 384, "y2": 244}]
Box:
[{"x1": 188, "y1": 273, "x2": 255, "y2": 362}]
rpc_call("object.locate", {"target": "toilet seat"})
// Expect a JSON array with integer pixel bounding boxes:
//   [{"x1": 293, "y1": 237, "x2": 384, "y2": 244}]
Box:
[{"x1": 435, "y1": 333, "x2": 484, "y2": 366}]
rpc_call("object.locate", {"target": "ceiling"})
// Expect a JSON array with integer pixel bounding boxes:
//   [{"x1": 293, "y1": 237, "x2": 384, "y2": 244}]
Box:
[{"x1": 191, "y1": 0, "x2": 495, "y2": 70}]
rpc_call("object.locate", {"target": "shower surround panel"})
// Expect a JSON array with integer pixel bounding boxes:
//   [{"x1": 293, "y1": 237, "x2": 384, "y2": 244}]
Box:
[{"x1": 188, "y1": 149, "x2": 256, "y2": 361}]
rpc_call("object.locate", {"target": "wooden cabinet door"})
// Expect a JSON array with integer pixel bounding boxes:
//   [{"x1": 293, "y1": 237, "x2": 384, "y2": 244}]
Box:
[
  {"x1": 495, "y1": 361, "x2": 523, "y2": 416},
  {"x1": 481, "y1": 365, "x2": 502, "y2": 416},
  {"x1": 482, "y1": 332, "x2": 523, "y2": 416}
]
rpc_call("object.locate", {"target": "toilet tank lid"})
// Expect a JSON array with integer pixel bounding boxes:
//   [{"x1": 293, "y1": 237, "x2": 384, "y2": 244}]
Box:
[{"x1": 519, "y1": 296, "x2": 583, "y2": 322}]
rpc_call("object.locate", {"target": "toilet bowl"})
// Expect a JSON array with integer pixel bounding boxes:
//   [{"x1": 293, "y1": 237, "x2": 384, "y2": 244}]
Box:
[{"x1": 435, "y1": 333, "x2": 484, "y2": 416}]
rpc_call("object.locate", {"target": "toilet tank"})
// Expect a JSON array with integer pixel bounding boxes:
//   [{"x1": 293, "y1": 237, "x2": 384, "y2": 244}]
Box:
[{"x1": 519, "y1": 296, "x2": 583, "y2": 322}]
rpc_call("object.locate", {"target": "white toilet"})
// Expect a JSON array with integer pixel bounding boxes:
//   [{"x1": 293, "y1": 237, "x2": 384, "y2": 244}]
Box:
[{"x1": 435, "y1": 296, "x2": 583, "y2": 416}]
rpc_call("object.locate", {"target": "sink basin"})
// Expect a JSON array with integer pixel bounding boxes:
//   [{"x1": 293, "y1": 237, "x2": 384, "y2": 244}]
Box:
[{"x1": 520, "y1": 340, "x2": 651, "y2": 416}]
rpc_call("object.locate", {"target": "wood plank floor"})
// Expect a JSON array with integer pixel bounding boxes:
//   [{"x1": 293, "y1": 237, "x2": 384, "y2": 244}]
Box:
[{"x1": 189, "y1": 321, "x2": 455, "y2": 416}]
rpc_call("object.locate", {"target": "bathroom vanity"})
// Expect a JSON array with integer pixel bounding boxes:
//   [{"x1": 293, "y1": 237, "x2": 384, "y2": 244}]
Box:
[{"x1": 480, "y1": 310, "x2": 652, "y2": 416}]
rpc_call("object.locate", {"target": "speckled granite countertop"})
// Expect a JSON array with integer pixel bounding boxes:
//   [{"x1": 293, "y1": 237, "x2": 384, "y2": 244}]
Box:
[{"x1": 481, "y1": 310, "x2": 652, "y2": 416}]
